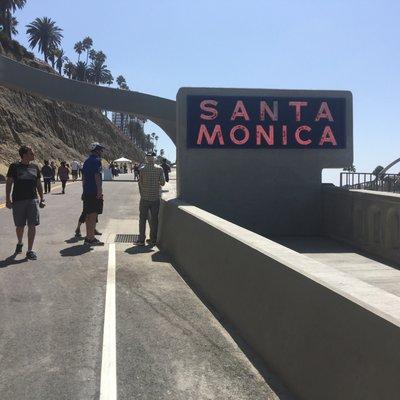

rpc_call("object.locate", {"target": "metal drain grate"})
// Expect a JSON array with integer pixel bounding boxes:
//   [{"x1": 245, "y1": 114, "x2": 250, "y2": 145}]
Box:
[{"x1": 115, "y1": 234, "x2": 139, "y2": 243}]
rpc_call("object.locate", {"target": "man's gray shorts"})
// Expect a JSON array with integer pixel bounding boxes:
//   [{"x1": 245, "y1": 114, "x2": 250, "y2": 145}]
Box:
[{"x1": 12, "y1": 199, "x2": 40, "y2": 227}]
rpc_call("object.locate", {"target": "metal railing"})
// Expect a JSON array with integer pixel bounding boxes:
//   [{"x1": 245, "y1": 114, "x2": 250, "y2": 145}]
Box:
[{"x1": 340, "y1": 172, "x2": 400, "y2": 193}]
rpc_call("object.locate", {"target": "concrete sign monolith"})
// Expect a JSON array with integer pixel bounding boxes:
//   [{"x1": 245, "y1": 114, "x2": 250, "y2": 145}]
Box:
[{"x1": 177, "y1": 88, "x2": 353, "y2": 236}]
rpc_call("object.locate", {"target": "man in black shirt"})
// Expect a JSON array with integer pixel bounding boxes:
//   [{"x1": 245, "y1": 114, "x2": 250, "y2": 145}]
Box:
[
  {"x1": 41, "y1": 160, "x2": 53, "y2": 193},
  {"x1": 6, "y1": 146, "x2": 45, "y2": 260}
]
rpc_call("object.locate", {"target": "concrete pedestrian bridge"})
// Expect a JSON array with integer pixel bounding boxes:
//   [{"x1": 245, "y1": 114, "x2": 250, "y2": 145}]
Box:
[{"x1": 0, "y1": 54, "x2": 400, "y2": 400}]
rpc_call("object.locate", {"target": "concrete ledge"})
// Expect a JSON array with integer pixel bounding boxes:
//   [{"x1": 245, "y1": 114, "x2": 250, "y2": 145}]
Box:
[{"x1": 159, "y1": 197, "x2": 400, "y2": 400}]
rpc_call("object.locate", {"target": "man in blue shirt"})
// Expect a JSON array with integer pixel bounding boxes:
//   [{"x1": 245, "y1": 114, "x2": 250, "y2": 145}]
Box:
[{"x1": 81, "y1": 142, "x2": 105, "y2": 245}]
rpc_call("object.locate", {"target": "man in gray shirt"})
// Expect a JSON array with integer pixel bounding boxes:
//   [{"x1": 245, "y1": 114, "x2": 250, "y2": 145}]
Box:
[{"x1": 135, "y1": 152, "x2": 165, "y2": 246}]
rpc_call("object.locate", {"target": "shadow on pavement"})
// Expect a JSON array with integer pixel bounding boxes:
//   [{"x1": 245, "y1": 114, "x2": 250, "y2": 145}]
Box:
[
  {"x1": 65, "y1": 236, "x2": 84, "y2": 244},
  {"x1": 60, "y1": 245, "x2": 93, "y2": 257},
  {"x1": 125, "y1": 245, "x2": 154, "y2": 255},
  {"x1": 151, "y1": 251, "x2": 171, "y2": 263},
  {"x1": 52, "y1": 192, "x2": 65, "y2": 196},
  {"x1": 0, "y1": 254, "x2": 28, "y2": 268}
]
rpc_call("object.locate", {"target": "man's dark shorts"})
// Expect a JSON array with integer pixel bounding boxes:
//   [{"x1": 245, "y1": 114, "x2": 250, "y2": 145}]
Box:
[
  {"x1": 72, "y1": 170, "x2": 78, "y2": 178},
  {"x1": 12, "y1": 199, "x2": 40, "y2": 227},
  {"x1": 82, "y1": 194, "x2": 103, "y2": 215}
]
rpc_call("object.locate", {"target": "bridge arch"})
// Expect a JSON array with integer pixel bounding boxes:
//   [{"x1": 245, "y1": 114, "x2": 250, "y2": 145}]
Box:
[{"x1": 0, "y1": 55, "x2": 176, "y2": 143}]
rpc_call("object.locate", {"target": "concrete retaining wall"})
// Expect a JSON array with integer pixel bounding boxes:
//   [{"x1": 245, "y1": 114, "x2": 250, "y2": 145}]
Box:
[
  {"x1": 159, "y1": 197, "x2": 400, "y2": 400},
  {"x1": 322, "y1": 185, "x2": 400, "y2": 264}
]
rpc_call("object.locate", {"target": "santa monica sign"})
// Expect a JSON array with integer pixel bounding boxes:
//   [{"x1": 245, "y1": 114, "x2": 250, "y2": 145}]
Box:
[{"x1": 187, "y1": 95, "x2": 347, "y2": 149}]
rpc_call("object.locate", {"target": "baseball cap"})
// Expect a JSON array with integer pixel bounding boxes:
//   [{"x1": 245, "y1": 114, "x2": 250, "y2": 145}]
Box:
[{"x1": 89, "y1": 142, "x2": 106, "y2": 151}]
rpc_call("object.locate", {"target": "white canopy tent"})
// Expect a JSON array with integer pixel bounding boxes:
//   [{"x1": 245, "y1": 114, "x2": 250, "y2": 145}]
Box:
[{"x1": 114, "y1": 157, "x2": 132, "y2": 163}]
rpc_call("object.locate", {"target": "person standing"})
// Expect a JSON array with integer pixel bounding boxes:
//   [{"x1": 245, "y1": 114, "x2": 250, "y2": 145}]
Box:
[
  {"x1": 5, "y1": 146, "x2": 45, "y2": 260},
  {"x1": 81, "y1": 142, "x2": 105, "y2": 245},
  {"x1": 71, "y1": 160, "x2": 79, "y2": 181},
  {"x1": 160, "y1": 158, "x2": 171, "y2": 183},
  {"x1": 57, "y1": 161, "x2": 70, "y2": 194},
  {"x1": 135, "y1": 152, "x2": 165, "y2": 246},
  {"x1": 41, "y1": 160, "x2": 53, "y2": 193}
]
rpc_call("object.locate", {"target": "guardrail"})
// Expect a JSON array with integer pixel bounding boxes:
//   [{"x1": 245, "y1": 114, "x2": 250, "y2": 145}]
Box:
[{"x1": 340, "y1": 172, "x2": 400, "y2": 193}]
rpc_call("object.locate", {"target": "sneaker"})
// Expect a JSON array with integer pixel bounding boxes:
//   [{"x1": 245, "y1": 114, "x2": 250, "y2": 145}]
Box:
[
  {"x1": 134, "y1": 239, "x2": 145, "y2": 246},
  {"x1": 26, "y1": 250, "x2": 37, "y2": 260},
  {"x1": 84, "y1": 237, "x2": 104, "y2": 246},
  {"x1": 94, "y1": 229, "x2": 102, "y2": 235},
  {"x1": 15, "y1": 243, "x2": 23, "y2": 254},
  {"x1": 146, "y1": 239, "x2": 156, "y2": 247},
  {"x1": 75, "y1": 229, "x2": 82, "y2": 238}
]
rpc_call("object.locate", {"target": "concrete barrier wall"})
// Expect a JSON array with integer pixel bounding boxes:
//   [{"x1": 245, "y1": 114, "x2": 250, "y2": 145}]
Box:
[
  {"x1": 322, "y1": 185, "x2": 400, "y2": 264},
  {"x1": 159, "y1": 197, "x2": 400, "y2": 400}
]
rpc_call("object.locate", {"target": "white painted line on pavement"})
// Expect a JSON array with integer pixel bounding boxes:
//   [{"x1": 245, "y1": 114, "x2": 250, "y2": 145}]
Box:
[{"x1": 100, "y1": 243, "x2": 117, "y2": 400}]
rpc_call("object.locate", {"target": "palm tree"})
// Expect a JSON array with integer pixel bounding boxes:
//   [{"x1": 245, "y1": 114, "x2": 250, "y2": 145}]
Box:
[
  {"x1": 0, "y1": 0, "x2": 26, "y2": 39},
  {"x1": 82, "y1": 36, "x2": 93, "y2": 80},
  {"x1": 47, "y1": 45, "x2": 58, "y2": 68},
  {"x1": 55, "y1": 49, "x2": 66, "y2": 75},
  {"x1": 86, "y1": 50, "x2": 113, "y2": 84},
  {"x1": 8, "y1": 15, "x2": 18, "y2": 37},
  {"x1": 150, "y1": 132, "x2": 156, "y2": 151},
  {"x1": 155, "y1": 135, "x2": 159, "y2": 151},
  {"x1": 26, "y1": 17, "x2": 63, "y2": 63},
  {"x1": 116, "y1": 75, "x2": 126, "y2": 88},
  {"x1": 63, "y1": 61, "x2": 75, "y2": 78},
  {"x1": 82, "y1": 37, "x2": 93, "y2": 61},
  {"x1": 74, "y1": 61, "x2": 87, "y2": 81},
  {"x1": 74, "y1": 41, "x2": 84, "y2": 62}
]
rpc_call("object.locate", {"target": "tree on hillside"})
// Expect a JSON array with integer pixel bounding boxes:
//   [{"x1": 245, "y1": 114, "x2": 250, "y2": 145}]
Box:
[
  {"x1": 87, "y1": 50, "x2": 113, "y2": 85},
  {"x1": 26, "y1": 17, "x2": 63, "y2": 63},
  {"x1": 63, "y1": 60, "x2": 75, "y2": 78},
  {"x1": 6, "y1": 15, "x2": 19, "y2": 37},
  {"x1": 116, "y1": 75, "x2": 126, "y2": 88},
  {"x1": 0, "y1": 0, "x2": 26, "y2": 39},
  {"x1": 160, "y1": 149, "x2": 165, "y2": 157},
  {"x1": 74, "y1": 41, "x2": 84, "y2": 62},
  {"x1": 55, "y1": 49, "x2": 67, "y2": 75},
  {"x1": 82, "y1": 36, "x2": 93, "y2": 80},
  {"x1": 373, "y1": 165, "x2": 384, "y2": 177},
  {"x1": 74, "y1": 61, "x2": 88, "y2": 81},
  {"x1": 47, "y1": 45, "x2": 57, "y2": 68}
]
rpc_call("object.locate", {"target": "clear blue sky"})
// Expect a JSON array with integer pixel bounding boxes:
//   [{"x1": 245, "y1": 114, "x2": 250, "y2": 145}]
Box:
[{"x1": 14, "y1": 0, "x2": 400, "y2": 183}]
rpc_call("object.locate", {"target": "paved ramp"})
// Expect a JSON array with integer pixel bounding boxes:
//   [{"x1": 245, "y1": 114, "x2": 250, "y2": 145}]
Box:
[
  {"x1": 275, "y1": 236, "x2": 400, "y2": 297},
  {"x1": 0, "y1": 179, "x2": 291, "y2": 399}
]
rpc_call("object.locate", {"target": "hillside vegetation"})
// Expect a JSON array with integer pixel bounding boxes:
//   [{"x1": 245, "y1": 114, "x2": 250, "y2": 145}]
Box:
[{"x1": 0, "y1": 38, "x2": 144, "y2": 179}]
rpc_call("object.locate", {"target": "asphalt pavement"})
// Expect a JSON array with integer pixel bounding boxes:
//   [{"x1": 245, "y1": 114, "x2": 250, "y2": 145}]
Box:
[{"x1": 0, "y1": 175, "x2": 292, "y2": 399}]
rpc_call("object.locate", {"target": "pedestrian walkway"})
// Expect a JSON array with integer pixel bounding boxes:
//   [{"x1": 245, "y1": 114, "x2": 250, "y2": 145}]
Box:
[
  {"x1": 275, "y1": 237, "x2": 400, "y2": 297},
  {"x1": 0, "y1": 178, "x2": 292, "y2": 399}
]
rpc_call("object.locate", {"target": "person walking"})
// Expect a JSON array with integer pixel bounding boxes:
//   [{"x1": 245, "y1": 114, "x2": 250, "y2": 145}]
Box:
[
  {"x1": 133, "y1": 163, "x2": 139, "y2": 181},
  {"x1": 71, "y1": 160, "x2": 80, "y2": 181},
  {"x1": 5, "y1": 145, "x2": 45, "y2": 260},
  {"x1": 57, "y1": 161, "x2": 70, "y2": 194},
  {"x1": 134, "y1": 152, "x2": 165, "y2": 246},
  {"x1": 41, "y1": 160, "x2": 53, "y2": 193},
  {"x1": 50, "y1": 161, "x2": 57, "y2": 182},
  {"x1": 81, "y1": 142, "x2": 105, "y2": 245},
  {"x1": 160, "y1": 158, "x2": 171, "y2": 183}
]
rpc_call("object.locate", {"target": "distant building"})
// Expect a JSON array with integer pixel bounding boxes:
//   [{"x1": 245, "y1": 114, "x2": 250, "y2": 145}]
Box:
[{"x1": 111, "y1": 112, "x2": 145, "y2": 140}]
